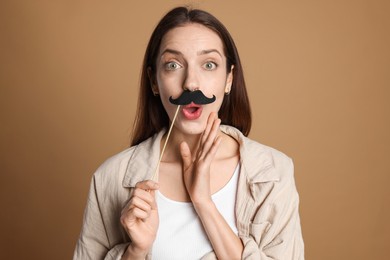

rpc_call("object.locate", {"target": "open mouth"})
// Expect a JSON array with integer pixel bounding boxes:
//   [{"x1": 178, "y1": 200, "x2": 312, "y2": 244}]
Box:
[
  {"x1": 186, "y1": 106, "x2": 199, "y2": 113},
  {"x1": 182, "y1": 102, "x2": 202, "y2": 120}
]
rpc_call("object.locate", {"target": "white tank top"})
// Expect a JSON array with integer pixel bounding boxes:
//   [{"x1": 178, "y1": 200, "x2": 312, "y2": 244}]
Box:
[{"x1": 151, "y1": 164, "x2": 240, "y2": 260}]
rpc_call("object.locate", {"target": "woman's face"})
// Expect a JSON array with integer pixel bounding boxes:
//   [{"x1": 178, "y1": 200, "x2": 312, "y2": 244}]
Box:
[{"x1": 153, "y1": 23, "x2": 233, "y2": 135}]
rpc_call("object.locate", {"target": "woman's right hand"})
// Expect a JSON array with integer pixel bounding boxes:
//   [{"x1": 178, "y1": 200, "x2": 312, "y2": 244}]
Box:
[{"x1": 120, "y1": 180, "x2": 159, "y2": 259}]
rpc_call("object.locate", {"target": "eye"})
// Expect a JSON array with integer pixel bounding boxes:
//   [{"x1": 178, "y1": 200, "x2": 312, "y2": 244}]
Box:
[
  {"x1": 203, "y1": 61, "x2": 217, "y2": 70},
  {"x1": 165, "y1": 61, "x2": 182, "y2": 71}
]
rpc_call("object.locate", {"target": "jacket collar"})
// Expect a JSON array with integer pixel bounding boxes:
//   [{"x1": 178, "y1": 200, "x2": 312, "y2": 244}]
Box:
[
  {"x1": 122, "y1": 129, "x2": 166, "y2": 188},
  {"x1": 123, "y1": 125, "x2": 279, "y2": 188},
  {"x1": 220, "y1": 125, "x2": 280, "y2": 184}
]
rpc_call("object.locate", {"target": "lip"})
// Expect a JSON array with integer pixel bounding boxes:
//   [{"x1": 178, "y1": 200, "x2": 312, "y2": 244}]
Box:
[{"x1": 182, "y1": 102, "x2": 202, "y2": 120}]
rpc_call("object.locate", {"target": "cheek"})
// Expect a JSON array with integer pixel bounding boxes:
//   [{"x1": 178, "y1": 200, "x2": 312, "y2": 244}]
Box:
[
  {"x1": 159, "y1": 99, "x2": 178, "y2": 123},
  {"x1": 160, "y1": 95, "x2": 174, "y2": 111},
  {"x1": 157, "y1": 73, "x2": 184, "y2": 97},
  {"x1": 204, "y1": 77, "x2": 228, "y2": 97},
  {"x1": 208, "y1": 75, "x2": 229, "y2": 110}
]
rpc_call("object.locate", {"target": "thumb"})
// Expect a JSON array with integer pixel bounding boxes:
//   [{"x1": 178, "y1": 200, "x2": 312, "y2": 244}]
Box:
[{"x1": 179, "y1": 141, "x2": 192, "y2": 170}]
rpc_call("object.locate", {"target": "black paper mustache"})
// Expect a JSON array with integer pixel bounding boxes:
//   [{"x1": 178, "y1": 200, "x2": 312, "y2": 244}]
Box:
[{"x1": 169, "y1": 90, "x2": 216, "y2": 105}]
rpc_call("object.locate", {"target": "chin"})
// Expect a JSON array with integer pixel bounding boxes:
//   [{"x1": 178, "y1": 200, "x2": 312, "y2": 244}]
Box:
[{"x1": 175, "y1": 120, "x2": 207, "y2": 136}]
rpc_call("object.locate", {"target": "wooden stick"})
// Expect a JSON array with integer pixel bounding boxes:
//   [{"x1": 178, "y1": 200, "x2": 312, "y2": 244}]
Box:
[{"x1": 151, "y1": 105, "x2": 181, "y2": 182}]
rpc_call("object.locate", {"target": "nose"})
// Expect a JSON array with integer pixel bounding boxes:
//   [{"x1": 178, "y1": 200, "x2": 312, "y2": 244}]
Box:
[{"x1": 183, "y1": 65, "x2": 199, "y2": 92}]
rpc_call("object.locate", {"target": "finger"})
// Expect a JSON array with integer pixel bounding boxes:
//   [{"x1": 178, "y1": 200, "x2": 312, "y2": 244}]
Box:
[
  {"x1": 180, "y1": 141, "x2": 192, "y2": 170},
  {"x1": 209, "y1": 117, "x2": 221, "y2": 141},
  {"x1": 129, "y1": 207, "x2": 151, "y2": 220},
  {"x1": 135, "y1": 181, "x2": 159, "y2": 210},
  {"x1": 197, "y1": 114, "x2": 218, "y2": 158},
  {"x1": 122, "y1": 189, "x2": 157, "y2": 217},
  {"x1": 201, "y1": 112, "x2": 217, "y2": 145},
  {"x1": 135, "y1": 180, "x2": 159, "y2": 191},
  {"x1": 149, "y1": 189, "x2": 158, "y2": 210},
  {"x1": 132, "y1": 188, "x2": 154, "y2": 204},
  {"x1": 121, "y1": 206, "x2": 148, "y2": 226},
  {"x1": 199, "y1": 117, "x2": 221, "y2": 159},
  {"x1": 203, "y1": 135, "x2": 222, "y2": 164},
  {"x1": 129, "y1": 196, "x2": 152, "y2": 212}
]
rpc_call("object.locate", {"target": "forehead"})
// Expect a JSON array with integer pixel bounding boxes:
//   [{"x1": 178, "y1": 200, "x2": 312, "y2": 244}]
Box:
[{"x1": 159, "y1": 23, "x2": 224, "y2": 54}]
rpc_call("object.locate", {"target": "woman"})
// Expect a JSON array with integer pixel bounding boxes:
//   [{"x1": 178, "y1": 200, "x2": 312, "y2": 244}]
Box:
[{"x1": 74, "y1": 6, "x2": 304, "y2": 260}]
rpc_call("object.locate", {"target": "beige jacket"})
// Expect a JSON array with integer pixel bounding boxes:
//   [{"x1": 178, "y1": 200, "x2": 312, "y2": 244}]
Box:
[{"x1": 74, "y1": 125, "x2": 304, "y2": 260}]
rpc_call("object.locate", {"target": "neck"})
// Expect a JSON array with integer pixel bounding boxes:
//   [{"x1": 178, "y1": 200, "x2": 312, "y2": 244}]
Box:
[{"x1": 160, "y1": 126, "x2": 205, "y2": 163}]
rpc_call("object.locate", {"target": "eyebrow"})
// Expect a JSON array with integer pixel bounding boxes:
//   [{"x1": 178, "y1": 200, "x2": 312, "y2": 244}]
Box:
[
  {"x1": 160, "y1": 48, "x2": 182, "y2": 56},
  {"x1": 198, "y1": 49, "x2": 223, "y2": 58},
  {"x1": 160, "y1": 48, "x2": 223, "y2": 58}
]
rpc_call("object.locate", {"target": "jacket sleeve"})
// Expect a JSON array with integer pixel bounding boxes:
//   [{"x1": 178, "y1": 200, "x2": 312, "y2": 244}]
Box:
[
  {"x1": 73, "y1": 175, "x2": 130, "y2": 260},
  {"x1": 241, "y1": 158, "x2": 304, "y2": 260}
]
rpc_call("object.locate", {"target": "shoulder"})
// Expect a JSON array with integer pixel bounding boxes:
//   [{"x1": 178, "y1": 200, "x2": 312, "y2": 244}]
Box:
[
  {"x1": 245, "y1": 138, "x2": 293, "y2": 170},
  {"x1": 92, "y1": 146, "x2": 137, "y2": 188},
  {"x1": 92, "y1": 129, "x2": 165, "y2": 189},
  {"x1": 238, "y1": 136, "x2": 300, "y2": 211},
  {"x1": 221, "y1": 125, "x2": 294, "y2": 182},
  {"x1": 245, "y1": 137, "x2": 294, "y2": 181}
]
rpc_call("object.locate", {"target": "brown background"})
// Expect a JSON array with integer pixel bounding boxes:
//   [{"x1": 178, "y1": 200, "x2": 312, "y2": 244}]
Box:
[{"x1": 1, "y1": 0, "x2": 389, "y2": 259}]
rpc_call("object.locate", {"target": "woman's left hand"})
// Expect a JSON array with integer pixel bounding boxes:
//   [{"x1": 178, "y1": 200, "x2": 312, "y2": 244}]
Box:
[
  {"x1": 179, "y1": 112, "x2": 222, "y2": 206},
  {"x1": 179, "y1": 113, "x2": 244, "y2": 259}
]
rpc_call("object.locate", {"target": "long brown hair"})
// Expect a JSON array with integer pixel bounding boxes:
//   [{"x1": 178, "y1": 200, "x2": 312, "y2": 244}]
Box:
[{"x1": 131, "y1": 6, "x2": 251, "y2": 146}]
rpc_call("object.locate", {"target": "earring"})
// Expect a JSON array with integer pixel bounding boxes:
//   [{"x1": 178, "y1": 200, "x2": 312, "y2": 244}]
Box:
[{"x1": 152, "y1": 88, "x2": 159, "y2": 96}]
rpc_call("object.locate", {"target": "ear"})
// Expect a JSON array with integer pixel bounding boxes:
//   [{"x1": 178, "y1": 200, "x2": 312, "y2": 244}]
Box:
[
  {"x1": 225, "y1": 65, "x2": 234, "y2": 94},
  {"x1": 147, "y1": 67, "x2": 159, "y2": 95}
]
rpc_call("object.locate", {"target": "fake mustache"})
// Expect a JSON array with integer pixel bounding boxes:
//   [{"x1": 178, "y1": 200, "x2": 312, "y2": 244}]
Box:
[{"x1": 169, "y1": 90, "x2": 216, "y2": 105}]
